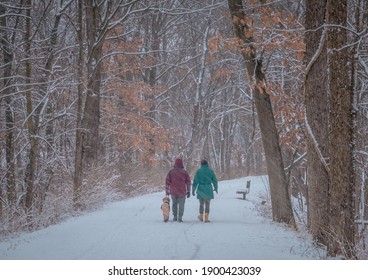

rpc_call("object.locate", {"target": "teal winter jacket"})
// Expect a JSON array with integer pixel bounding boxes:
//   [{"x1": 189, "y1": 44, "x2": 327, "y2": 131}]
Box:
[{"x1": 192, "y1": 164, "x2": 218, "y2": 200}]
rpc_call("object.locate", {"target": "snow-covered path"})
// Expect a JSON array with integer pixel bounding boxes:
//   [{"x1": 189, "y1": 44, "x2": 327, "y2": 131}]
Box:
[{"x1": 0, "y1": 176, "x2": 319, "y2": 260}]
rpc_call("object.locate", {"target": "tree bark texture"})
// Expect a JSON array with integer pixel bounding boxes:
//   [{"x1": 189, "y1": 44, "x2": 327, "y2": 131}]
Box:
[
  {"x1": 353, "y1": 0, "x2": 368, "y2": 244},
  {"x1": 81, "y1": 0, "x2": 103, "y2": 167},
  {"x1": 304, "y1": 0, "x2": 330, "y2": 246},
  {"x1": 227, "y1": 0, "x2": 296, "y2": 227},
  {"x1": 326, "y1": 0, "x2": 355, "y2": 259}
]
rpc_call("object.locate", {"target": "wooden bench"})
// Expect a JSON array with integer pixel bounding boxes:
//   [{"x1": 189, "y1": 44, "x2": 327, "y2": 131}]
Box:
[{"x1": 236, "y1": 180, "x2": 251, "y2": 200}]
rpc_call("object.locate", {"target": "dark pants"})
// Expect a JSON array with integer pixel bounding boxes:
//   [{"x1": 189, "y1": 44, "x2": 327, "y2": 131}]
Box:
[
  {"x1": 171, "y1": 195, "x2": 186, "y2": 219},
  {"x1": 199, "y1": 199, "x2": 210, "y2": 214}
]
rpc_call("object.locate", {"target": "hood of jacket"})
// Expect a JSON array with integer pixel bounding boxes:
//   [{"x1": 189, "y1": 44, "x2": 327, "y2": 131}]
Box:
[{"x1": 174, "y1": 158, "x2": 184, "y2": 168}]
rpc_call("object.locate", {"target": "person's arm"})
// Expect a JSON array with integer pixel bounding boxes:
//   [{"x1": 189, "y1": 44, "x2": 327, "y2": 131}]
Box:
[
  {"x1": 212, "y1": 170, "x2": 218, "y2": 193},
  {"x1": 165, "y1": 172, "x2": 171, "y2": 195},
  {"x1": 192, "y1": 172, "x2": 198, "y2": 195},
  {"x1": 186, "y1": 172, "x2": 191, "y2": 193}
]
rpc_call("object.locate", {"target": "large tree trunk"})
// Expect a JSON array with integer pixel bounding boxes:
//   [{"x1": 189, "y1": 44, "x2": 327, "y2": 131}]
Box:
[
  {"x1": 353, "y1": 0, "x2": 368, "y2": 246},
  {"x1": 227, "y1": 0, "x2": 295, "y2": 227},
  {"x1": 304, "y1": 0, "x2": 330, "y2": 245},
  {"x1": 73, "y1": 0, "x2": 103, "y2": 209},
  {"x1": 79, "y1": 0, "x2": 104, "y2": 169},
  {"x1": 326, "y1": 0, "x2": 355, "y2": 259}
]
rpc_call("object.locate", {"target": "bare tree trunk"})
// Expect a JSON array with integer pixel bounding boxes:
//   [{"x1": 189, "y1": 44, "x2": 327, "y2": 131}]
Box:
[
  {"x1": 34, "y1": 0, "x2": 70, "y2": 214},
  {"x1": 74, "y1": 0, "x2": 140, "y2": 208},
  {"x1": 79, "y1": 0, "x2": 115, "y2": 168},
  {"x1": 218, "y1": 94, "x2": 234, "y2": 179},
  {"x1": 304, "y1": 0, "x2": 330, "y2": 245},
  {"x1": 201, "y1": 87, "x2": 216, "y2": 166},
  {"x1": 227, "y1": 0, "x2": 295, "y2": 227},
  {"x1": 326, "y1": 0, "x2": 355, "y2": 259},
  {"x1": 187, "y1": 23, "x2": 211, "y2": 172},
  {"x1": 24, "y1": 0, "x2": 37, "y2": 223},
  {"x1": 187, "y1": 99, "x2": 201, "y2": 173},
  {"x1": 201, "y1": 101, "x2": 211, "y2": 163},
  {"x1": 0, "y1": 167, "x2": 2, "y2": 219},
  {"x1": 81, "y1": 64, "x2": 102, "y2": 168},
  {"x1": 353, "y1": 0, "x2": 368, "y2": 248},
  {"x1": 0, "y1": 4, "x2": 16, "y2": 208},
  {"x1": 142, "y1": 7, "x2": 160, "y2": 166},
  {"x1": 73, "y1": 1, "x2": 103, "y2": 209},
  {"x1": 73, "y1": 0, "x2": 84, "y2": 210},
  {"x1": 78, "y1": 0, "x2": 107, "y2": 170}
]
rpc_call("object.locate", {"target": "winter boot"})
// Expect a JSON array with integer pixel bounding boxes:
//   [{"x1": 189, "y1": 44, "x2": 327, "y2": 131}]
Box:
[
  {"x1": 173, "y1": 216, "x2": 177, "y2": 222},
  {"x1": 198, "y1": 213, "x2": 203, "y2": 222},
  {"x1": 205, "y1": 213, "x2": 210, "y2": 222}
]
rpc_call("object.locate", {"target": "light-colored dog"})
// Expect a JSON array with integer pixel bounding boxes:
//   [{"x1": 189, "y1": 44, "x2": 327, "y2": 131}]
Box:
[{"x1": 161, "y1": 196, "x2": 170, "y2": 222}]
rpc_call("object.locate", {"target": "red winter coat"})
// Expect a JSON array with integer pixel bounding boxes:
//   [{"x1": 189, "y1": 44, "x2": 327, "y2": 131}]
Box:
[{"x1": 165, "y1": 159, "x2": 191, "y2": 197}]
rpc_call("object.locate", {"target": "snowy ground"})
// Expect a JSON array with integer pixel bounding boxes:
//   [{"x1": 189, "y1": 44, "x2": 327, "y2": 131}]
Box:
[{"x1": 0, "y1": 176, "x2": 323, "y2": 260}]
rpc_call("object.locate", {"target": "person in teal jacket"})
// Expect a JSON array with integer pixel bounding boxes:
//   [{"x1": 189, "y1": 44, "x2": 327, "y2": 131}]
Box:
[{"x1": 192, "y1": 159, "x2": 218, "y2": 222}]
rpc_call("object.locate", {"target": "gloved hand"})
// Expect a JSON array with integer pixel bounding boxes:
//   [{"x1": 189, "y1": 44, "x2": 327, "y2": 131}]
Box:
[
  {"x1": 186, "y1": 192, "x2": 190, "y2": 198},
  {"x1": 192, "y1": 191, "x2": 195, "y2": 196}
]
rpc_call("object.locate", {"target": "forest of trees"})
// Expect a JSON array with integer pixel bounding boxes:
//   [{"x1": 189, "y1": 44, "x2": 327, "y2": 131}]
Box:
[{"x1": 0, "y1": 0, "x2": 367, "y2": 259}]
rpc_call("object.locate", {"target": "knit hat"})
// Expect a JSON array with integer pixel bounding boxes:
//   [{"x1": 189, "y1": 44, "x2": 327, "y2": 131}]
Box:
[{"x1": 201, "y1": 159, "x2": 208, "y2": 165}]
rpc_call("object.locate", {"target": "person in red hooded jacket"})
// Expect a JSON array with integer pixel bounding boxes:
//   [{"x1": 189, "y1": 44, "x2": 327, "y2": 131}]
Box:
[{"x1": 165, "y1": 158, "x2": 191, "y2": 222}]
